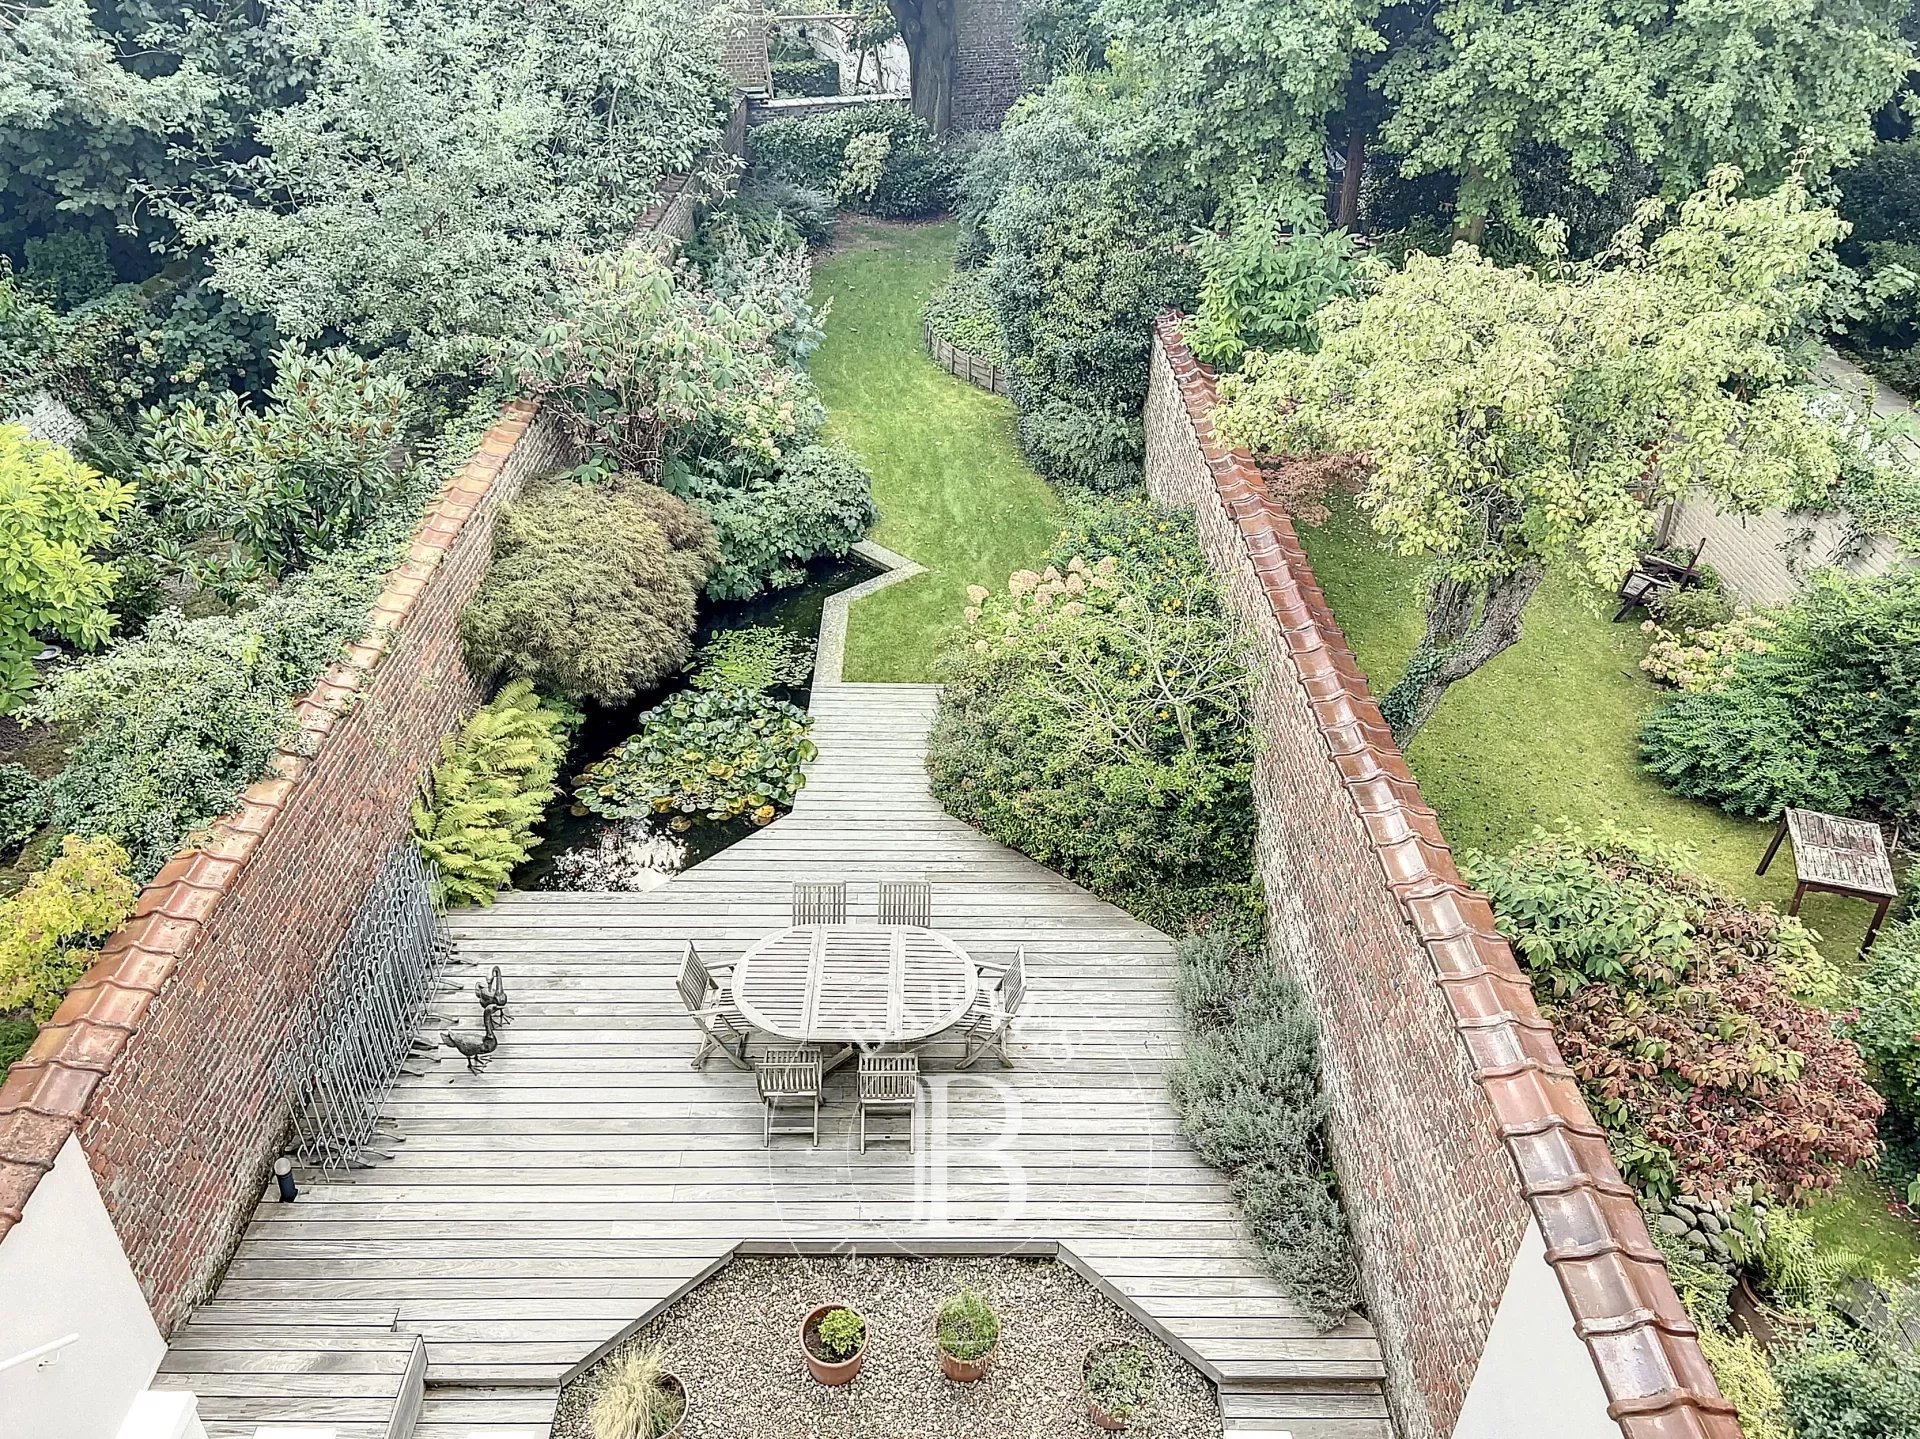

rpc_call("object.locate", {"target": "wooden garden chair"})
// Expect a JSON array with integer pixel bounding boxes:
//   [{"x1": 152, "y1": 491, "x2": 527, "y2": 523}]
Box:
[
  {"x1": 756, "y1": 1046, "x2": 823, "y2": 1146},
  {"x1": 791, "y1": 881, "x2": 848, "y2": 926},
  {"x1": 877, "y1": 879, "x2": 932, "y2": 929},
  {"x1": 677, "y1": 941, "x2": 750, "y2": 1071},
  {"x1": 955, "y1": 948, "x2": 1026, "y2": 1069},
  {"x1": 857, "y1": 1053, "x2": 920, "y2": 1153}
]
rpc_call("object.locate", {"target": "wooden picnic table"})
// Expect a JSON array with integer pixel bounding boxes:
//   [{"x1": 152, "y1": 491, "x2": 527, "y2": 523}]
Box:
[
  {"x1": 732, "y1": 925, "x2": 978, "y2": 1066},
  {"x1": 1757, "y1": 807, "x2": 1900, "y2": 954}
]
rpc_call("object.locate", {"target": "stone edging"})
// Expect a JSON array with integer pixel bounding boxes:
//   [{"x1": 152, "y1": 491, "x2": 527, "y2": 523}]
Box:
[
  {"x1": 1152, "y1": 316, "x2": 1741, "y2": 1439},
  {"x1": 811, "y1": 540, "x2": 925, "y2": 688},
  {"x1": 924, "y1": 324, "x2": 1010, "y2": 398},
  {"x1": 0, "y1": 400, "x2": 540, "y2": 1247}
]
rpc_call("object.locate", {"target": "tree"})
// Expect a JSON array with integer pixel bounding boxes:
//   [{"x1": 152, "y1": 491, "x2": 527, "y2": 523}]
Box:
[
  {"x1": 175, "y1": 0, "x2": 730, "y2": 380},
  {"x1": 1375, "y1": 0, "x2": 1913, "y2": 236},
  {"x1": 1215, "y1": 170, "x2": 1892, "y2": 742},
  {"x1": 0, "y1": 423, "x2": 131, "y2": 713},
  {"x1": 887, "y1": 0, "x2": 957, "y2": 134}
]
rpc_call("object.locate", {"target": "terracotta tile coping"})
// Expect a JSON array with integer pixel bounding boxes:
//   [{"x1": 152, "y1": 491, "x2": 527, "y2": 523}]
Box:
[
  {"x1": 1153, "y1": 317, "x2": 1742, "y2": 1439},
  {"x1": 0, "y1": 399, "x2": 541, "y2": 1247}
]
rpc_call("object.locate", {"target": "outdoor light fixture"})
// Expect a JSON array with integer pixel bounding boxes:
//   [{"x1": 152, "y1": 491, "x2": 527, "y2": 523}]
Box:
[{"x1": 274, "y1": 1156, "x2": 298, "y2": 1203}]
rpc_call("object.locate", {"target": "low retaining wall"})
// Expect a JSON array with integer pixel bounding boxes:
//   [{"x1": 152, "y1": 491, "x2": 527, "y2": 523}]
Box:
[
  {"x1": 0, "y1": 403, "x2": 575, "y2": 1331},
  {"x1": 1144, "y1": 318, "x2": 1739, "y2": 1439},
  {"x1": 924, "y1": 324, "x2": 1009, "y2": 397}
]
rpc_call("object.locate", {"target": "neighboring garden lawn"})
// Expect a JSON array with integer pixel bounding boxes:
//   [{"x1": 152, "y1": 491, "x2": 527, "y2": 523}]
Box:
[
  {"x1": 808, "y1": 220, "x2": 1059, "y2": 681},
  {"x1": 1294, "y1": 494, "x2": 1920, "y2": 1271},
  {"x1": 1295, "y1": 496, "x2": 1885, "y2": 954}
]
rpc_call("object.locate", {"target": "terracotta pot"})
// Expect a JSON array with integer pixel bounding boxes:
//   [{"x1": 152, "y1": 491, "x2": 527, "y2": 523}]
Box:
[
  {"x1": 800, "y1": 1303, "x2": 867, "y2": 1385},
  {"x1": 654, "y1": 1373, "x2": 689, "y2": 1439},
  {"x1": 937, "y1": 1342, "x2": 997, "y2": 1382},
  {"x1": 1083, "y1": 1342, "x2": 1134, "y2": 1431}
]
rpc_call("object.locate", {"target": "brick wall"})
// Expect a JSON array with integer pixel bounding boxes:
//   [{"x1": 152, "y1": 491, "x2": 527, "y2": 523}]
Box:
[
  {"x1": 951, "y1": 0, "x2": 1022, "y2": 130},
  {"x1": 0, "y1": 403, "x2": 575, "y2": 1332},
  {"x1": 1144, "y1": 319, "x2": 1740, "y2": 1439}
]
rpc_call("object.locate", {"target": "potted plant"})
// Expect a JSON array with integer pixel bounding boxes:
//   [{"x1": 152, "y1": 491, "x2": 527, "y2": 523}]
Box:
[
  {"x1": 1084, "y1": 1340, "x2": 1154, "y2": 1431},
  {"x1": 934, "y1": 1287, "x2": 1000, "y2": 1381},
  {"x1": 590, "y1": 1346, "x2": 688, "y2": 1439},
  {"x1": 800, "y1": 1302, "x2": 868, "y2": 1385}
]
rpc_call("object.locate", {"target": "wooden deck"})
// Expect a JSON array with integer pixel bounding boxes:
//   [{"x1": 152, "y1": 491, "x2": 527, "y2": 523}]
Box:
[{"x1": 158, "y1": 683, "x2": 1391, "y2": 1437}]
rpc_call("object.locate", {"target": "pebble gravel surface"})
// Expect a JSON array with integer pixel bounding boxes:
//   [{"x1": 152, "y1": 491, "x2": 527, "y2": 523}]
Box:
[{"x1": 552, "y1": 1255, "x2": 1223, "y2": 1438}]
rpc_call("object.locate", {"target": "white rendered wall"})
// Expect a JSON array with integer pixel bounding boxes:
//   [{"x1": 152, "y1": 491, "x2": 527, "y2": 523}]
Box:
[
  {"x1": 1454, "y1": 1219, "x2": 1618, "y2": 1439},
  {"x1": 0, "y1": 1135, "x2": 165, "y2": 1439}
]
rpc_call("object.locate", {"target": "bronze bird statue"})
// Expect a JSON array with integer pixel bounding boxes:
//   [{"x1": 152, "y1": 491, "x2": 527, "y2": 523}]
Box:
[
  {"x1": 442, "y1": 1007, "x2": 499, "y2": 1074},
  {"x1": 475, "y1": 965, "x2": 510, "y2": 1026}
]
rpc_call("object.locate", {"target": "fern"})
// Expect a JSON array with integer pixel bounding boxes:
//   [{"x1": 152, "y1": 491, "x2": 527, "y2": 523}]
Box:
[{"x1": 413, "y1": 680, "x2": 576, "y2": 906}]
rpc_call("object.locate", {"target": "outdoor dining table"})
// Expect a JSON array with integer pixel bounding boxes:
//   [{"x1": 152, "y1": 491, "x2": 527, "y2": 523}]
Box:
[{"x1": 732, "y1": 924, "x2": 978, "y2": 1068}]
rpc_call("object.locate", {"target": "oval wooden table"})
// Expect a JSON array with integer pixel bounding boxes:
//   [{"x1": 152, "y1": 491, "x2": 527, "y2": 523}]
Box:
[{"x1": 733, "y1": 925, "x2": 978, "y2": 1068}]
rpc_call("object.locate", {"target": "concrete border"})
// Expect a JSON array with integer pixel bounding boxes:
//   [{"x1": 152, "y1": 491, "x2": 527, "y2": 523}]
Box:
[{"x1": 811, "y1": 539, "x2": 926, "y2": 688}]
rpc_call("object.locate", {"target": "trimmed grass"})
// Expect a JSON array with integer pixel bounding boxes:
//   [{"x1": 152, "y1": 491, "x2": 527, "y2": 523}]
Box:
[
  {"x1": 1295, "y1": 493, "x2": 1920, "y2": 1273},
  {"x1": 809, "y1": 220, "x2": 1060, "y2": 681},
  {"x1": 1293, "y1": 495, "x2": 1876, "y2": 951}
]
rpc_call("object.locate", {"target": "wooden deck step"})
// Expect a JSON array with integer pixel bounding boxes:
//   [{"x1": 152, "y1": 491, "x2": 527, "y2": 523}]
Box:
[{"x1": 154, "y1": 1326, "x2": 424, "y2": 1439}]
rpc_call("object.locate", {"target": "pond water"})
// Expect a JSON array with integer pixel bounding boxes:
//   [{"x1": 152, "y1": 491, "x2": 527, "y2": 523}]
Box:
[{"x1": 512, "y1": 554, "x2": 874, "y2": 890}]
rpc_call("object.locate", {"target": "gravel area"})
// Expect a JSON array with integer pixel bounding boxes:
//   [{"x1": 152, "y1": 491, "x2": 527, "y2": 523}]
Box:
[{"x1": 553, "y1": 1255, "x2": 1222, "y2": 1438}]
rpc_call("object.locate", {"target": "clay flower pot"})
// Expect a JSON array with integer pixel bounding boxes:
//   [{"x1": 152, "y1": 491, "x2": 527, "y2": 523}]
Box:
[
  {"x1": 937, "y1": 1342, "x2": 997, "y2": 1382},
  {"x1": 655, "y1": 1373, "x2": 690, "y2": 1439},
  {"x1": 800, "y1": 1303, "x2": 868, "y2": 1385}
]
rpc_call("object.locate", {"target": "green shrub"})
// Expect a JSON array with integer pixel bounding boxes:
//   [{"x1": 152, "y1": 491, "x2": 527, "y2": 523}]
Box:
[
  {"x1": 574, "y1": 686, "x2": 817, "y2": 832},
  {"x1": 0, "y1": 761, "x2": 44, "y2": 855},
  {"x1": 1184, "y1": 184, "x2": 1363, "y2": 369},
  {"x1": 1082, "y1": 1343, "x2": 1153, "y2": 1421},
  {"x1": 0, "y1": 835, "x2": 137, "y2": 1020},
  {"x1": 748, "y1": 104, "x2": 954, "y2": 219},
  {"x1": 1015, "y1": 400, "x2": 1143, "y2": 491},
  {"x1": 1166, "y1": 925, "x2": 1361, "y2": 1329},
  {"x1": 21, "y1": 231, "x2": 115, "y2": 312},
  {"x1": 690, "y1": 627, "x2": 814, "y2": 693},
  {"x1": 1465, "y1": 828, "x2": 1882, "y2": 1198},
  {"x1": 934, "y1": 1289, "x2": 998, "y2": 1360},
  {"x1": 1648, "y1": 583, "x2": 1735, "y2": 634},
  {"x1": 1639, "y1": 568, "x2": 1920, "y2": 820},
  {"x1": 136, "y1": 343, "x2": 410, "y2": 585},
  {"x1": 33, "y1": 523, "x2": 404, "y2": 879},
  {"x1": 922, "y1": 269, "x2": 1003, "y2": 359},
  {"x1": 814, "y1": 1306, "x2": 865, "y2": 1360},
  {"x1": 676, "y1": 442, "x2": 876, "y2": 602},
  {"x1": 412, "y1": 680, "x2": 576, "y2": 907},
  {"x1": 0, "y1": 1014, "x2": 35, "y2": 1075},
  {"x1": 1776, "y1": 1320, "x2": 1920, "y2": 1439},
  {"x1": 692, "y1": 182, "x2": 835, "y2": 259},
  {"x1": 0, "y1": 423, "x2": 133, "y2": 713},
  {"x1": 463, "y1": 475, "x2": 718, "y2": 707},
  {"x1": 927, "y1": 500, "x2": 1257, "y2": 933},
  {"x1": 771, "y1": 55, "x2": 840, "y2": 97},
  {"x1": 1851, "y1": 917, "x2": 1920, "y2": 1121}
]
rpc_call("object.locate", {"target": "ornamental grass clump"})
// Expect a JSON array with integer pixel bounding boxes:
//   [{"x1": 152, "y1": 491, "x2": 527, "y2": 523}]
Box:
[
  {"x1": 589, "y1": 1346, "x2": 684, "y2": 1439},
  {"x1": 1166, "y1": 925, "x2": 1360, "y2": 1329},
  {"x1": 1466, "y1": 827, "x2": 1882, "y2": 1199}
]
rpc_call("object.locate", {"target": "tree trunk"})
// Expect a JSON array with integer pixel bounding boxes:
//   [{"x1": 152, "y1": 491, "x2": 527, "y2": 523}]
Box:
[
  {"x1": 888, "y1": 0, "x2": 956, "y2": 134},
  {"x1": 1336, "y1": 126, "x2": 1367, "y2": 231},
  {"x1": 1454, "y1": 162, "x2": 1489, "y2": 247},
  {"x1": 1379, "y1": 565, "x2": 1545, "y2": 745}
]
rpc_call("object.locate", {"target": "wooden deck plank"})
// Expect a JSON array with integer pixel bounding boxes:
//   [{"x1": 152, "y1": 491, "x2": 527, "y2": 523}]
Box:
[{"x1": 160, "y1": 682, "x2": 1387, "y2": 1436}]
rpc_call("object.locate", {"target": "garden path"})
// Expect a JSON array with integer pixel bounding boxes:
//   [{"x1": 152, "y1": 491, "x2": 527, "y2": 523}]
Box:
[{"x1": 154, "y1": 682, "x2": 1391, "y2": 1439}]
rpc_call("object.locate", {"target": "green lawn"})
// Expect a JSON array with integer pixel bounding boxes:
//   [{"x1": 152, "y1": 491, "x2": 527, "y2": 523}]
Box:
[
  {"x1": 1294, "y1": 496, "x2": 1877, "y2": 951},
  {"x1": 1295, "y1": 494, "x2": 1917, "y2": 1271},
  {"x1": 809, "y1": 220, "x2": 1060, "y2": 681}
]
